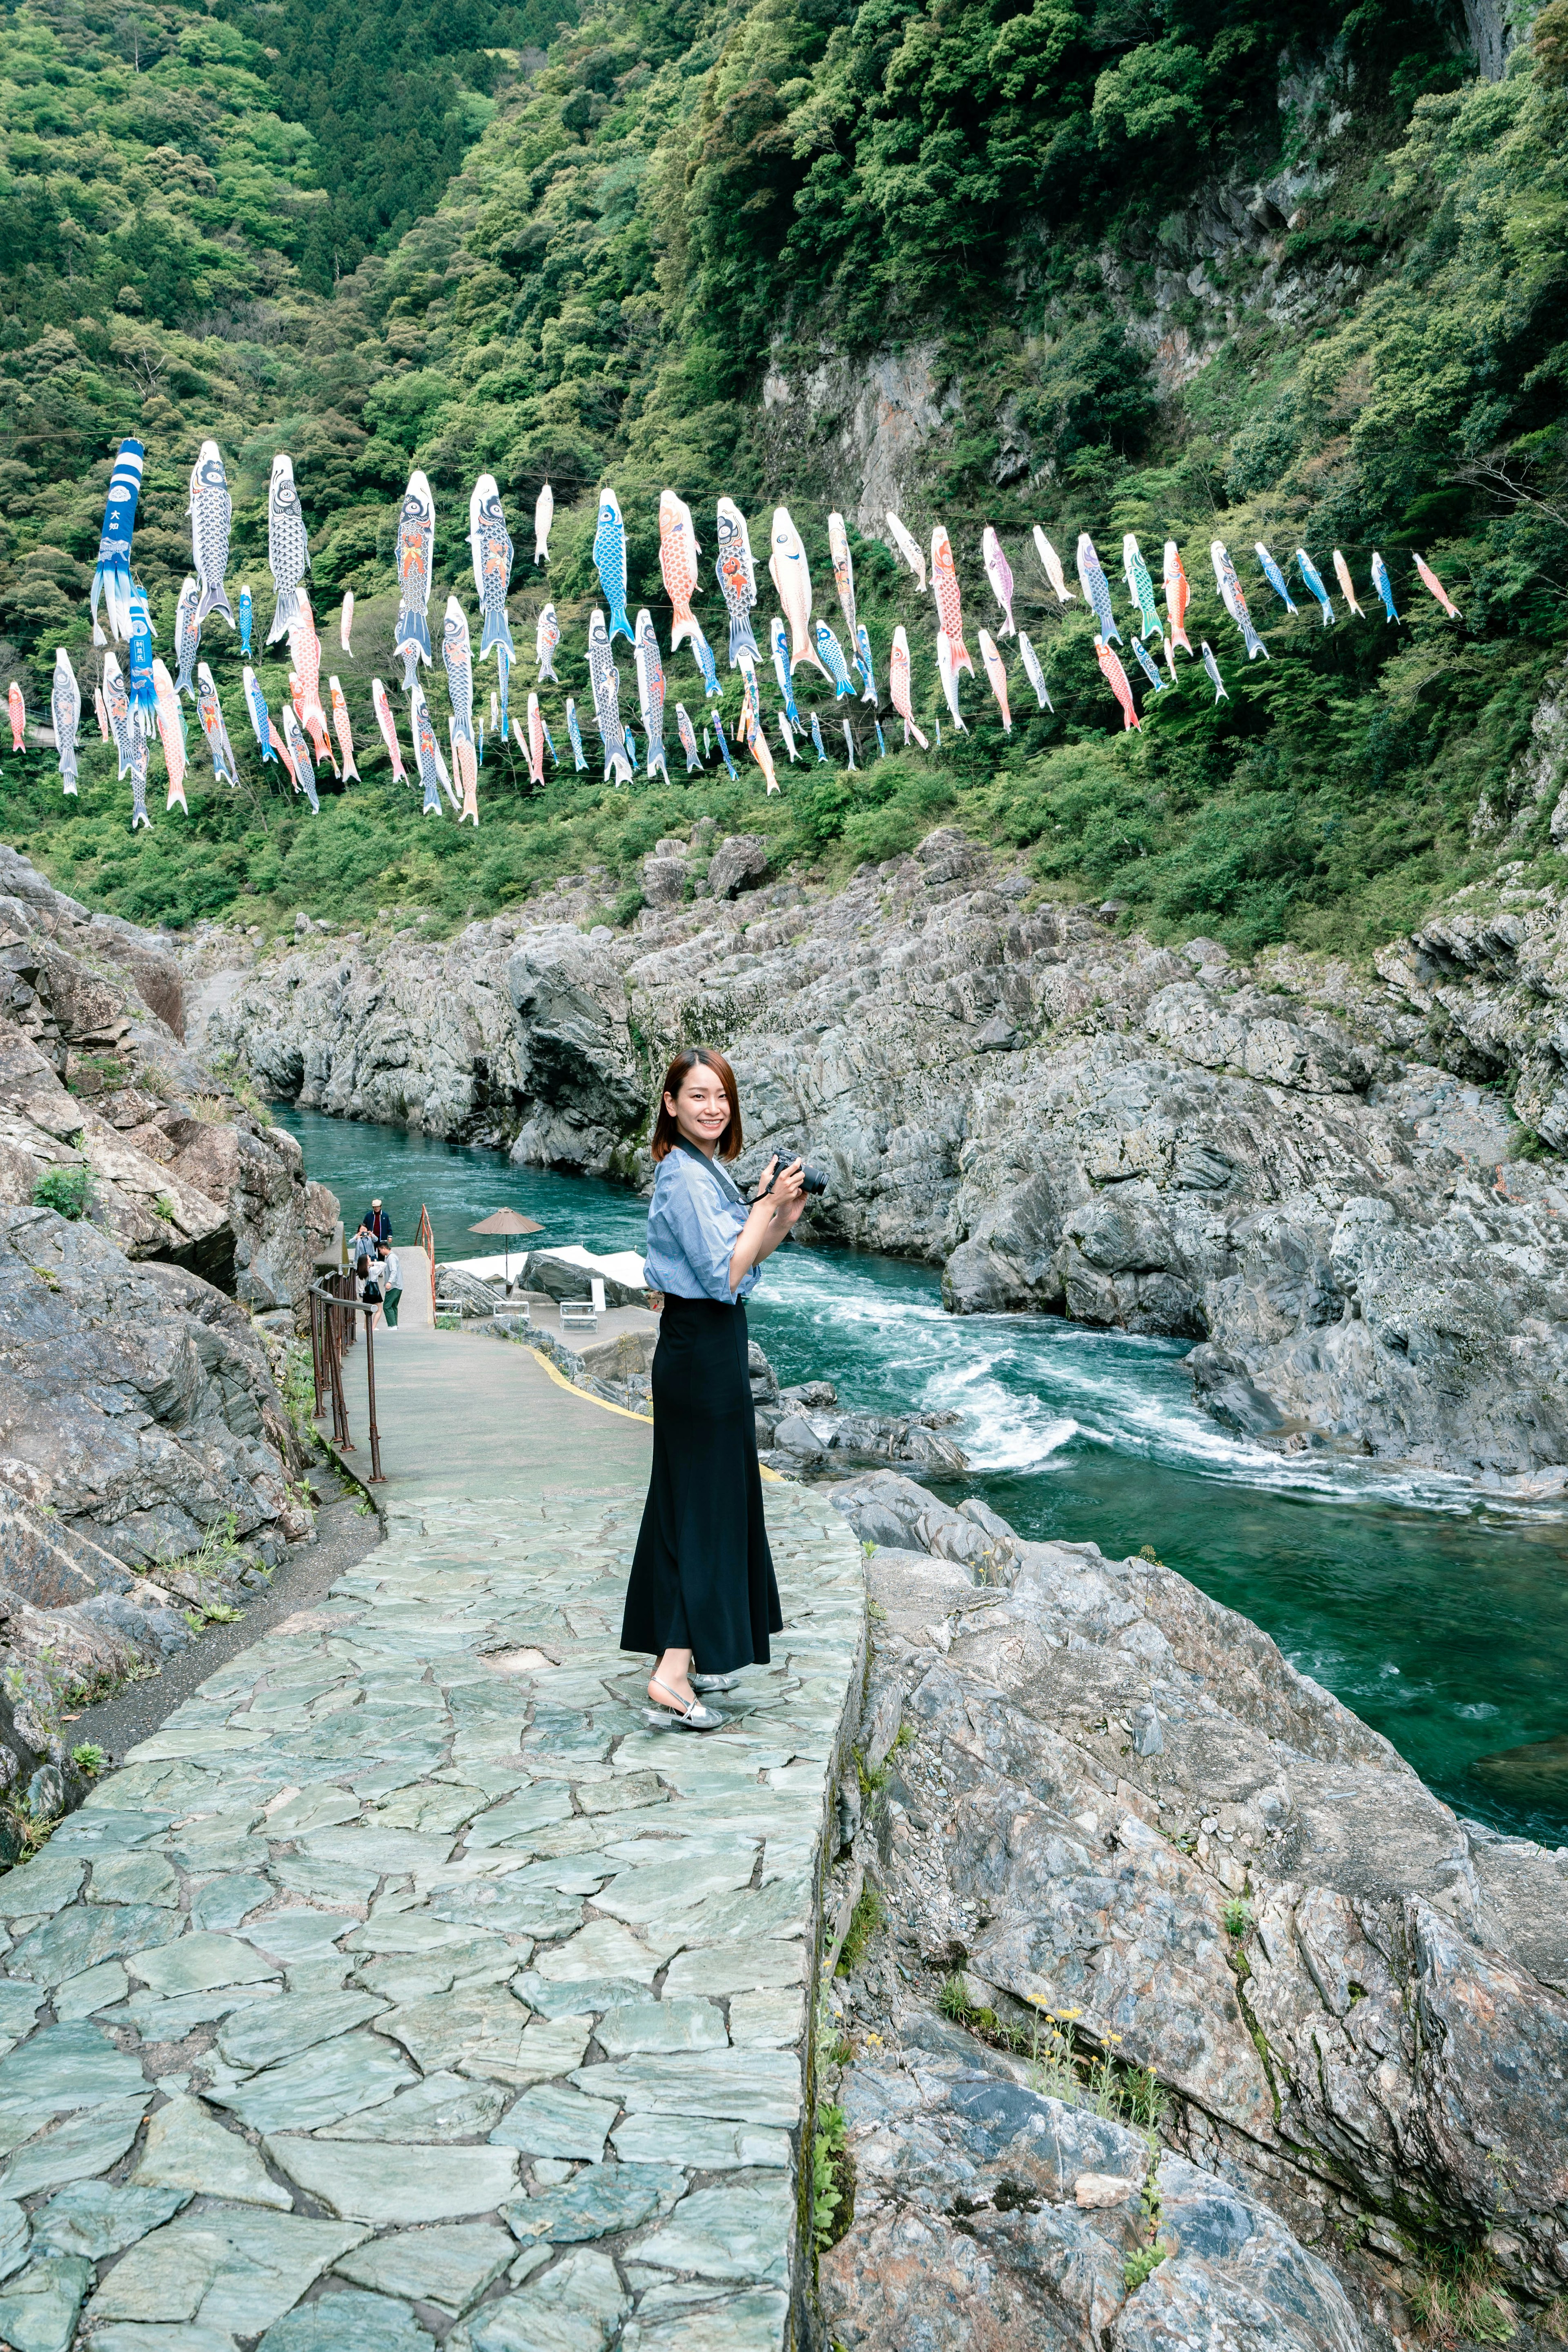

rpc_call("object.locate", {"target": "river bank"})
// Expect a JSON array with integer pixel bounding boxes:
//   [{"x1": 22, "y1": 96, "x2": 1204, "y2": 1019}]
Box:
[
  {"x1": 273, "y1": 1105, "x2": 1568, "y2": 1853},
  {"x1": 182, "y1": 829, "x2": 1568, "y2": 1489},
  {"x1": 818, "y1": 1465, "x2": 1568, "y2": 2346}
]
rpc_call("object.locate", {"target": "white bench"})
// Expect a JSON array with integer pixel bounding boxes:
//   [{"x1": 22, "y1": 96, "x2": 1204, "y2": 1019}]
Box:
[{"x1": 559, "y1": 1280, "x2": 606, "y2": 1336}]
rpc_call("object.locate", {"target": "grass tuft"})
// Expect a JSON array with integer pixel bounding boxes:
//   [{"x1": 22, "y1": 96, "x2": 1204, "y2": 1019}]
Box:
[
  {"x1": 1407, "y1": 2244, "x2": 1515, "y2": 2345},
  {"x1": 835, "y1": 1881, "x2": 883, "y2": 1977}
]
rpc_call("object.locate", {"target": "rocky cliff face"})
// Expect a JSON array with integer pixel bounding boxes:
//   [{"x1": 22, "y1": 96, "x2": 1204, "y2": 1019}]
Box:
[
  {"x1": 0, "y1": 851, "x2": 333, "y2": 1821},
  {"x1": 0, "y1": 847, "x2": 337, "y2": 1308},
  {"x1": 186, "y1": 827, "x2": 1568, "y2": 1483},
  {"x1": 1375, "y1": 881, "x2": 1568, "y2": 1153},
  {"x1": 818, "y1": 1469, "x2": 1568, "y2": 2340}
]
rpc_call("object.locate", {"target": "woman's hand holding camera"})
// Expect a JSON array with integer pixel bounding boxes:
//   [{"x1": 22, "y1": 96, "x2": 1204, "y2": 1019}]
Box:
[
  {"x1": 756, "y1": 1155, "x2": 808, "y2": 1230},
  {"x1": 728, "y1": 1156, "x2": 807, "y2": 1289}
]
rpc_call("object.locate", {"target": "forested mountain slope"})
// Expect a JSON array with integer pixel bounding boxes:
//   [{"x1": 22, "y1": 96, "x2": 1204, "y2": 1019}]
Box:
[{"x1": 2, "y1": 0, "x2": 1566, "y2": 978}]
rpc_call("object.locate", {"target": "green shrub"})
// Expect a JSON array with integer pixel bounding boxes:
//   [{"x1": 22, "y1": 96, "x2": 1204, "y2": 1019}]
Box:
[
  {"x1": 811, "y1": 2104, "x2": 852, "y2": 2252},
  {"x1": 1124, "y1": 2242, "x2": 1170, "y2": 2292},
  {"x1": 31, "y1": 1166, "x2": 94, "y2": 1221}
]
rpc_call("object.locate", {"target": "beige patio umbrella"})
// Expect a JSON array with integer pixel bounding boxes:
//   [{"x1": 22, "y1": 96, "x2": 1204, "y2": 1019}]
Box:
[{"x1": 469, "y1": 1207, "x2": 543, "y2": 1285}]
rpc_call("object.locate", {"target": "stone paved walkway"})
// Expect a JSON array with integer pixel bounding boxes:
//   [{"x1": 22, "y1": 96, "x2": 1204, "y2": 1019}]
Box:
[{"x1": 0, "y1": 1331, "x2": 864, "y2": 2351}]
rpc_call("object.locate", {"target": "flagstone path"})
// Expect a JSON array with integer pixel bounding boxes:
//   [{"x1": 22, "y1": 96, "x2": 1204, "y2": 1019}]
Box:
[{"x1": 0, "y1": 1331, "x2": 865, "y2": 2352}]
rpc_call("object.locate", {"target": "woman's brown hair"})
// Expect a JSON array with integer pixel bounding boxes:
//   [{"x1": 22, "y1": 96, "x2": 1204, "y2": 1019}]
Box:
[{"x1": 650, "y1": 1047, "x2": 742, "y2": 1162}]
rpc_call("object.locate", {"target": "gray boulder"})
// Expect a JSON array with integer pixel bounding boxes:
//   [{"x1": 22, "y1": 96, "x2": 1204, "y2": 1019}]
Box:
[
  {"x1": 0, "y1": 856, "x2": 327, "y2": 1806},
  {"x1": 0, "y1": 1207, "x2": 310, "y2": 1572},
  {"x1": 831, "y1": 1470, "x2": 1008, "y2": 1573},
  {"x1": 760, "y1": 1413, "x2": 969, "y2": 1481},
  {"x1": 434, "y1": 1264, "x2": 506, "y2": 1316},
  {"x1": 514, "y1": 1250, "x2": 647, "y2": 1308},
  {"x1": 0, "y1": 1205, "x2": 313, "y2": 1799},
  {"x1": 506, "y1": 942, "x2": 643, "y2": 1174},
  {"x1": 821, "y1": 2030, "x2": 1367, "y2": 2352},
  {"x1": 706, "y1": 834, "x2": 768, "y2": 899},
  {"x1": 1375, "y1": 876, "x2": 1568, "y2": 1150},
  {"x1": 640, "y1": 852, "x2": 686, "y2": 908}
]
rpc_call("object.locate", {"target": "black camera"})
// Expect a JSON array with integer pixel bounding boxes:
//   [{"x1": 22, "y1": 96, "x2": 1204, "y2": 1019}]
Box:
[{"x1": 759, "y1": 1157, "x2": 828, "y2": 1198}]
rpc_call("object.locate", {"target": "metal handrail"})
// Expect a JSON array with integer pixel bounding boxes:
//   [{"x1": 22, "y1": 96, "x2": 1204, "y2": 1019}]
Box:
[
  {"x1": 417, "y1": 1205, "x2": 436, "y2": 1318},
  {"x1": 307, "y1": 1274, "x2": 385, "y2": 1483}
]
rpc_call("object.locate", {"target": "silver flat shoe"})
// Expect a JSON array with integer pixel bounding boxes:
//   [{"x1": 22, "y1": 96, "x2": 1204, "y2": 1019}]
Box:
[
  {"x1": 690, "y1": 1670, "x2": 742, "y2": 1693},
  {"x1": 644, "y1": 1675, "x2": 726, "y2": 1732}
]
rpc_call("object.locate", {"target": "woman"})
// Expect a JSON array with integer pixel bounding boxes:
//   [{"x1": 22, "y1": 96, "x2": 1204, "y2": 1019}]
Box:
[{"x1": 621, "y1": 1047, "x2": 807, "y2": 1729}]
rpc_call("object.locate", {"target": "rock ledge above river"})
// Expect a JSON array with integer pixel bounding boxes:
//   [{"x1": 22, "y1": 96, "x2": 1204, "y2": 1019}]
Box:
[{"x1": 817, "y1": 1466, "x2": 1568, "y2": 2344}]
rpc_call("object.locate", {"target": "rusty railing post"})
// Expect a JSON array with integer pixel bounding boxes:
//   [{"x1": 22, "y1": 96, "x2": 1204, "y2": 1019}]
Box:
[
  {"x1": 328, "y1": 1291, "x2": 352, "y2": 1450},
  {"x1": 309, "y1": 1285, "x2": 324, "y2": 1421},
  {"x1": 309, "y1": 1280, "x2": 390, "y2": 1481},
  {"x1": 418, "y1": 1204, "x2": 437, "y2": 1319},
  {"x1": 363, "y1": 1306, "x2": 384, "y2": 1483}
]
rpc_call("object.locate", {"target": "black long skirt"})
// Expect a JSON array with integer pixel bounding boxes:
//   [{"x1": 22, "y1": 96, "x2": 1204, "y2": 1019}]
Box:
[{"x1": 620, "y1": 1293, "x2": 783, "y2": 1673}]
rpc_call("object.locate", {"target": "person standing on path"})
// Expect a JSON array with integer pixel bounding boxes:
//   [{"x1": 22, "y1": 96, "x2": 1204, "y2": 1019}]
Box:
[
  {"x1": 365, "y1": 1198, "x2": 392, "y2": 1246},
  {"x1": 377, "y1": 1240, "x2": 402, "y2": 1329},
  {"x1": 621, "y1": 1048, "x2": 807, "y2": 1730}
]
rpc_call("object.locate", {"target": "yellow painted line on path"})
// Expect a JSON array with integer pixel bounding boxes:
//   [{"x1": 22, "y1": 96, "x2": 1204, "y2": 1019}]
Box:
[
  {"x1": 526, "y1": 1345, "x2": 783, "y2": 1478},
  {"x1": 528, "y1": 1345, "x2": 652, "y2": 1425}
]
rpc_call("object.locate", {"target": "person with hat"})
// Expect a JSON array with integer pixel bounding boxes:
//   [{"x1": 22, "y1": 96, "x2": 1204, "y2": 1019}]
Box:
[{"x1": 365, "y1": 1198, "x2": 392, "y2": 1246}]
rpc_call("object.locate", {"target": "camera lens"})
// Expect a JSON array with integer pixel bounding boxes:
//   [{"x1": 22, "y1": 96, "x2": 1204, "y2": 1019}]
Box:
[{"x1": 800, "y1": 1167, "x2": 828, "y2": 1196}]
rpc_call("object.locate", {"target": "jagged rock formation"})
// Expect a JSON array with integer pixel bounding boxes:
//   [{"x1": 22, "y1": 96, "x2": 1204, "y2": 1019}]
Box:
[
  {"x1": 0, "y1": 1209, "x2": 312, "y2": 1572},
  {"x1": 0, "y1": 1223, "x2": 314, "y2": 1827},
  {"x1": 820, "y1": 2018, "x2": 1373, "y2": 2352},
  {"x1": 745, "y1": 1346, "x2": 968, "y2": 1481},
  {"x1": 1375, "y1": 879, "x2": 1568, "y2": 1153},
  {"x1": 187, "y1": 826, "x2": 1568, "y2": 1480},
  {"x1": 0, "y1": 848, "x2": 336, "y2": 1307},
  {"x1": 0, "y1": 851, "x2": 333, "y2": 1811},
  {"x1": 819, "y1": 1468, "x2": 1568, "y2": 2338}
]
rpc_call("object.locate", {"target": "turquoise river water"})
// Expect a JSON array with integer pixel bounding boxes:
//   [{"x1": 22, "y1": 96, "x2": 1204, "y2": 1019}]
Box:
[{"x1": 280, "y1": 1105, "x2": 1568, "y2": 1849}]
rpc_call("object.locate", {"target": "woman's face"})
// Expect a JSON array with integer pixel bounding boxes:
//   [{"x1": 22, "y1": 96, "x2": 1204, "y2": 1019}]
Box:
[{"x1": 668, "y1": 1063, "x2": 731, "y2": 1153}]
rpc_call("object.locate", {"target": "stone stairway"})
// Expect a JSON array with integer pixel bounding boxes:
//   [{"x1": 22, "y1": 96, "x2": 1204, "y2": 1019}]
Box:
[{"x1": 0, "y1": 1335, "x2": 865, "y2": 2350}]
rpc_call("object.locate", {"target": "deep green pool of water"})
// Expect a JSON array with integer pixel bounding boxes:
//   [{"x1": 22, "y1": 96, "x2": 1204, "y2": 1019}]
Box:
[{"x1": 281, "y1": 1104, "x2": 1568, "y2": 1847}]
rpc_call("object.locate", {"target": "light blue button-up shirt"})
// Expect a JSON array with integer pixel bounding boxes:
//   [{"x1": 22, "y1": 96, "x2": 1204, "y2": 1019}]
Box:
[{"x1": 643, "y1": 1143, "x2": 760, "y2": 1304}]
